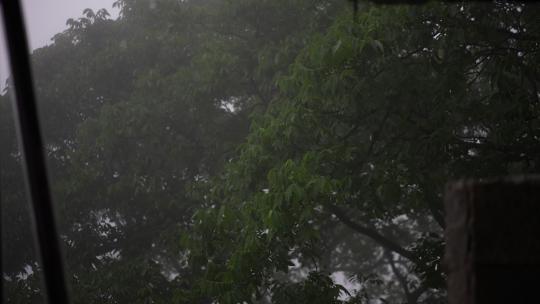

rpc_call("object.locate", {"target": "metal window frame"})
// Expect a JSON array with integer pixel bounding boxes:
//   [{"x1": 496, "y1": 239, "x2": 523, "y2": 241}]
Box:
[{"x1": 0, "y1": 1, "x2": 69, "y2": 303}]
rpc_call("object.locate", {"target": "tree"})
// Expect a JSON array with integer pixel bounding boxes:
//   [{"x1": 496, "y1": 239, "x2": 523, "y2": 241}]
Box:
[
  {"x1": 1, "y1": 0, "x2": 539, "y2": 303},
  {"x1": 2, "y1": 0, "x2": 343, "y2": 303},
  {"x1": 185, "y1": 2, "x2": 540, "y2": 303}
]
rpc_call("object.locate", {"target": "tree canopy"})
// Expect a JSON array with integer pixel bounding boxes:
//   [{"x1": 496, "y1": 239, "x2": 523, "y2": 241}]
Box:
[{"x1": 1, "y1": 0, "x2": 539, "y2": 303}]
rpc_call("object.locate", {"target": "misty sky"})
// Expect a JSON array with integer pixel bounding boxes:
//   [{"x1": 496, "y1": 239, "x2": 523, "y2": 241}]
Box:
[{"x1": 1, "y1": 0, "x2": 118, "y2": 89}]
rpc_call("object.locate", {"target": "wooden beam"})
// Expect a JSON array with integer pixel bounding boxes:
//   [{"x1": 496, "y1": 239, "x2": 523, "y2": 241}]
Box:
[{"x1": 445, "y1": 176, "x2": 540, "y2": 304}]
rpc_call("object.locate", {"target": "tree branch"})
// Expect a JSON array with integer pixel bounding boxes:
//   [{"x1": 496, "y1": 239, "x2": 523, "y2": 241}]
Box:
[
  {"x1": 385, "y1": 251, "x2": 414, "y2": 304},
  {"x1": 327, "y1": 204, "x2": 420, "y2": 264}
]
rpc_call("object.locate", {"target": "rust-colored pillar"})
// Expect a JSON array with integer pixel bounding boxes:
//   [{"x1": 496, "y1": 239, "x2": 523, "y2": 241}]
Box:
[{"x1": 445, "y1": 176, "x2": 540, "y2": 304}]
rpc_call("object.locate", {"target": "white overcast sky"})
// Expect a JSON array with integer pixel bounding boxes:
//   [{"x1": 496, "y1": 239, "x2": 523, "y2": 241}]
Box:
[{"x1": 1, "y1": 0, "x2": 118, "y2": 90}]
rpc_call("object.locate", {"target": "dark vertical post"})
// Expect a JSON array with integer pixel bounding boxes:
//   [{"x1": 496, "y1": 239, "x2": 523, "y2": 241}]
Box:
[
  {"x1": 445, "y1": 176, "x2": 540, "y2": 304},
  {"x1": 0, "y1": 157, "x2": 3, "y2": 304},
  {"x1": 0, "y1": 1, "x2": 70, "y2": 304}
]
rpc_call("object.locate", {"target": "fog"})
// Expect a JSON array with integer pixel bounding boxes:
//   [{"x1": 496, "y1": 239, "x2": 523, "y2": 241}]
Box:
[{"x1": 1, "y1": 1, "x2": 539, "y2": 303}]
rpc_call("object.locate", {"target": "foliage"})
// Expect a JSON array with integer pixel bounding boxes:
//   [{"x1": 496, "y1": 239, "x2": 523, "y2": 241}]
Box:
[
  {"x1": 1, "y1": 1, "x2": 539, "y2": 304},
  {"x1": 185, "y1": 2, "x2": 540, "y2": 303}
]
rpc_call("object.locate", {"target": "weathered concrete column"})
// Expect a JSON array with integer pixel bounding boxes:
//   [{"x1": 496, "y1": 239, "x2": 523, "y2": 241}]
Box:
[{"x1": 444, "y1": 176, "x2": 540, "y2": 304}]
